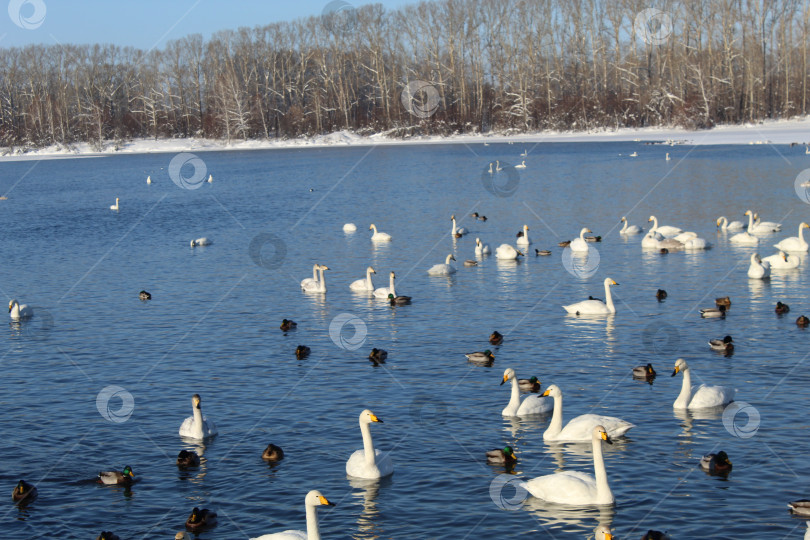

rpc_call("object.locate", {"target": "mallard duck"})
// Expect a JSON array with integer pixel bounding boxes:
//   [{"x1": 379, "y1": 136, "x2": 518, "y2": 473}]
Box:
[
  {"x1": 138, "y1": 290, "x2": 151, "y2": 301},
  {"x1": 775, "y1": 301, "x2": 790, "y2": 314},
  {"x1": 656, "y1": 289, "x2": 667, "y2": 300},
  {"x1": 280, "y1": 319, "x2": 297, "y2": 331},
  {"x1": 185, "y1": 507, "x2": 217, "y2": 532},
  {"x1": 642, "y1": 532, "x2": 671, "y2": 540},
  {"x1": 96, "y1": 533, "x2": 120, "y2": 540},
  {"x1": 699, "y1": 451, "x2": 732, "y2": 475},
  {"x1": 262, "y1": 443, "x2": 284, "y2": 462},
  {"x1": 176, "y1": 450, "x2": 200, "y2": 468},
  {"x1": 633, "y1": 363, "x2": 656, "y2": 379},
  {"x1": 98, "y1": 466, "x2": 135, "y2": 486},
  {"x1": 465, "y1": 350, "x2": 494, "y2": 366},
  {"x1": 471, "y1": 212, "x2": 487, "y2": 222},
  {"x1": 535, "y1": 249, "x2": 551, "y2": 256},
  {"x1": 12, "y1": 480, "x2": 36, "y2": 503},
  {"x1": 463, "y1": 260, "x2": 478, "y2": 266},
  {"x1": 585, "y1": 235, "x2": 602, "y2": 242},
  {"x1": 486, "y1": 446, "x2": 517, "y2": 465},
  {"x1": 489, "y1": 331, "x2": 504, "y2": 346},
  {"x1": 709, "y1": 335, "x2": 734, "y2": 352},
  {"x1": 368, "y1": 348, "x2": 388, "y2": 364},
  {"x1": 518, "y1": 376, "x2": 541, "y2": 392},
  {"x1": 788, "y1": 499, "x2": 810, "y2": 515},
  {"x1": 558, "y1": 240, "x2": 571, "y2": 247},
  {"x1": 700, "y1": 305, "x2": 726, "y2": 318},
  {"x1": 798, "y1": 315, "x2": 810, "y2": 327},
  {"x1": 388, "y1": 293, "x2": 411, "y2": 305},
  {"x1": 295, "y1": 345, "x2": 310, "y2": 359},
  {"x1": 715, "y1": 296, "x2": 731, "y2": 309},
  {"x1": 659, "y1": 248, "x2": 669, "y2": 254}
]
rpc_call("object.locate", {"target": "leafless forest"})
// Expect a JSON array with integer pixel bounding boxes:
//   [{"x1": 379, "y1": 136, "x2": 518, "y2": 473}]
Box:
[{"x1": 1, "y1": 0, "x2": 808, "y2": 148}]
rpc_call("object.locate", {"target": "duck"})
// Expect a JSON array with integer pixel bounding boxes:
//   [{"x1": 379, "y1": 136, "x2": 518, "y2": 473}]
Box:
[
  {"x1": 8, "y1": 299, "x2": 33, "y2": 320},
  {"x1": 98, "y1": 466, "x2": 135, "y2": 486},
  {"x1": 648, "y1": 215, "x2": 682, "y2": 237},
  {"x1": 518, "y1": 376, "x2": 541, "y2": 392},
  {"x1": 427, "y1": 254, "x2": 457, "y2": 275},
  {"x1": 558, "y1": 240, "x2": 572, "y2": 247},
  {"x1": 752, "y1": 212, "x2": 783, "y2": 233},
  {"x1": 775, "y1": 301, "x2": 791, "y2": 314},
  {"x1": 516, "y1": 224, "x2": 532, "y2": 246},
  {"x1": 176, "y1": 450, "x2": 200, "y2": 468},
  {"x1": 489, "y1": 331, "x2": 503, "y2": 346},
  {"x1": 716, "y1": 216, "x2": 745, "y2": 231},
  {"x1": 471, "y1": 212, "x2": 487, "y2": 222},
  {"x1": 700, "y1": 305, "x2": 726, "y2": 318},
  {"x1": 300, "y1": 264, "x2": 320, "y2": 289},
  {"x1": 747, "y1": 253, "x2": 770, "y2": 279},
  {"x1": 486, "y1": 446, "x2": 517, "y2": 465},
  {"x1": 798, "y1": 315, "x2": 810, "y2": 327},
  {"x1": 715, "y1": 296, "x2": 731, "y2": 309},
  {"x1": 774, "y1": 222, "x2": 810, "y2": 252},
  {"x1": 495, "y1": 244, "x2": 523, "y2": 260},
  {"x1": 388, "y1": 293, "x2": 411, "y2": 306},
  {"x1": 190, "y1": 237, "x2": 212, "y2": 247},
  {"x1": 541, "y1": 385, "x2": 634, "y2": 441},
  {"x1": 280, "y1": 319, "x2": 297, "y2": 331},
  {"x1": 349, "y1": 266, "x2": 376, "y2": 291},
  {"x1": 656, "y1": 289, "x2": 667, "y2": 300},
  {"x1": 709, "y1": 335, "x2": 734, "y2": 352},
  {"x1": 671, "y1": 358, "x2": 735, "y2": 409},
  {"x1": 262, "y1": 443, "x2": 284, "y2": 462},
  {"x1": 368, "y1": 348, "x2": 388, "y2": 364},
  {"x1": 138, "y1": 290, "x2": 151, "y2": 301},
  {"x1": 463, "y1": 259, "x2": 478, "y2": 266},
  {"x1": 465, "y1": 350, "x2": 495, "y2": 366},
  {"x1": 699, "y1": 451, "x2": 733, "y2": 475},
  {"x1": 97, "y1": 533, "x2": 120, "y2": 540},
  {"x1": 178, "y1": 394, "x2": 218, "y2": 439},
  {"x1": 475, "y1": 238, "x2": 491, "y2": 255},
  {"x1": 373, "y1": 271, "x2": 397, "y2": 299},
  {"x1": 369, "y1": 223, "x2": 392, "y2": 242},
  {"x1": 501, "y1": 368, "x2": 553, "y2": 416},
  {"x1": 110, "y1": 197, "x2": 119, "y2": 211},
  {"x1": 535, "y1": 249, "x2": 551, "y2": 256},
  {"x1": 569, "y1": 227, "x2": 591, "y2": 252},
  {"x1": 249, "y1": 490, "x2": 334, "y2": 540},
  {"x1": 762, "y1": 250, "x2": 800, "y2": 269},
  {"x1": 642, "y1": 532, "x2": 671, "y2": 540},
  {"x1": 302, "y1": 265, "x2": 328, "y2": 293},
  {"x1": 633, "y1": 363, "x2": 656, "y2": 379},
  {"x1": 11, "y1": 480, "x2": 37, "y2": 503},
  {"x1": 585, "y1": 235, "x2": 602, "y2": 243},
  {"x1": 185, "y1": 507, "x2": 217, "y2": 532},
  {"x1": 562, "y1": 278, "x2": 618, "y2": 315},
  {"x1": 450, "y1": 214, "x2": 468, "y2": 237},
  {"x1": 520, "y1": 425, "x2": 615, "y2": 505},
  {"x1": 619, "y1": 216, "x2": 643, "y2": 234},
  {"x1": 342, "y1": 223, "x2": 357, "y2": 233},
  {"x1": 295, "y1": 345, "x2": 311, "y2": 359},
  {"x1": 346, "y1": 409, "x2": 393, "y2": 479},
  {"x1": 788, "y1": 500, "x2": 810, "y2": 516}
]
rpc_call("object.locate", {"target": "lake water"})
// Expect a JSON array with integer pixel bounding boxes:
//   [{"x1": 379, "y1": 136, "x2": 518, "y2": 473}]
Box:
[{"x1": 2, "y1": 141, "x2": 810, "y2": 539}]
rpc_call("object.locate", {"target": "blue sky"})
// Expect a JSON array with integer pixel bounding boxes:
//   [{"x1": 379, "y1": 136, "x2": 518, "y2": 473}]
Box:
[{"x1": 1, "y1": 0, "x2": 412, "y2": 49}]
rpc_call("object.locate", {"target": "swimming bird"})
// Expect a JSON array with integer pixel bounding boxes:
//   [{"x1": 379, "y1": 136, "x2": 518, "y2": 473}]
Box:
[
  {"x1": 501, "y1": 368, "x2": 552, "y2": 416},
  {"x1": 569, "y1": 227, "x2": 591, "y2": 252},
  {"x1": 619, "y1": 216, "x2": 643, "y2": 234},
  {"x1": 427, "y1": 254, "x2": 457, "y2": 275},
  {"x1": 486, "y1": 446, "x2": 517, "y2": 465},
  {"x1": 515, "y1": 160, "x2": 526, "y2": 169},
  {"x1": 798, "y1": 315, "x2": 810, "y2": 327},
  {"x1": 642, "y1": 531, "x2": 671, "y2": 540},
  {"x1": 752, "y1": 212, "x2": 782, "y2": 233},
  {"x1": 630, "y1": 151, "x2": 638, "y2": 157},
  {"x1": 249, "y1": 490, "x2": 334, "y2": 540},
  {"x1": 185, "y1": 507, "x2": 217, "y2": 532},
  {"x1": 541, "y1": 385, "x2": 634, "y2": 441},
  {"x1": 715, "y1": 297, "x2": 731, "y2": 309},
  {"x1": 463, "y1": 260, "x2": 478, "y2": 266},
  {"x1": 558, "y1": 240, "x2": 572, "y2": 247},
  {"x1": 343, "y1": 223, "x2": 357, "y2": 232},
  {"x1": 699, "y1": 451, "x2": 733, "y2": 475},
  {"x1": 788, "y1": 500, "x2": 810, "y2": 516},
  {"x1": 774, "y1": 222, "x2": 810, "y2": 252},
  {"x1": 700, "y1": 305, "x2": 726, "y2": 318},
  {"x1": 368, "y1": 348, "x2": 387, "y2": 365},
  {"x1": 475, "y1": 237, "x2": 491, "y2": 255},
  {"x1": 563, "y1": 278, "x2": 618, "y2": 315},
  {"x1": 465, "y1": 350, "x2": 494, "y2": 366},
  {"x1": 656, "y1": 289, "x2": 667, "y2": 300},
  {"x1": 110, "y1": 198, "x2": 119, "y2": 211},
  {"x1": 518, "y1": 376, "x2": 541, "y2": 392},
  {"x1": 300, "y1": 264, "x2": 320, "y2": 289},
  {"x1": 716, "y1": 216, "x2": 744, "y2": 231},
  {"x1": 775, "y1": 301, "x2": 790, "y2": 314},
  {"x1": 535, "y1": 249, "x2": 551, "y2": 256},
  {"x1": 450, "y1": 214, "x2": 468, "y2": 237},
  {"x1": 97, "y1": 532, "x2": 120, "y2": 540},
  {"x1": 633, "y1": 364, "x2": 657, "y2": 379},
  {"x1": 516, "y1": 224, "x2": 532, "y2": 246},
  {"x1": 350, "y1": 266, "x2": 376, "y2": 291},
  {"x1": 302, "y1": 265, "x2": 328, "y2": 293},
  {"x1": 388, "y1": 293, "x2": 411, "y2": 306},
  {"x1": 179, "y1": 394, "x2": 218, "y2": 439},
  {"x1": 262, "y1": 444, "x2": 284, "y2": 461},
  {"x1": 489, "y1": 331, "x2": 503, "y2": 346},
  {"x1": 665, "y1": 153, "x2": 671, "y2": 161},
  {"x1": 346, "y1": 409, "x2": 393, "y2": 479},
  {"x1": 11, "y1": 480, "x2": 37, "y2": 503},
  {"x1": 373, "y1": 271, "x2": 397, "y2": 299},
  {"x1": 8, "y1": 299, "x2": 33, "y2": 320},
  {"x1": 671, "y1": 358, "x2": 735, "y2": 409},
  {"x1": 762, "y1": 250, "x2": 800, "y2": 269},
  {"x1": 495, "y1": 244, "x2": 523, "y2": 260},
  {"x1": 747, "y1": 253, "x2": 770, "y2": 279},
  {"x1": 190, "y1": 238, "x2": 212, "y2": 247},
  {"x1": 369, "y1": 223, "x2": 392, "y2": 242},
  {"x1": 138, "y1": 290, "x2": 151, "y2": 301},
  {"x1": 729, "y1": 229, "x2": 759, "y2": 245},
  {"x1": 176, "y1": 450, "x2": 200, "y2": 468},
  {"x1": 146, "y1": 175, "x2": 152, "y2": 184},
  {"x1": 98, "y1": 466, "x2": 135, "y2": 486},
  {"x1": 708, "y1": 335, "x2": 734, "y2": 352},
  {"x1": 648, "y1": 215, "x2": 682, "y2": 237},
  {"x1": 295, "y1": 345, "x2": 311, "y2": 359},
  {"x1": 280, "y1": 319, "x2": 297, "y2": 331}
]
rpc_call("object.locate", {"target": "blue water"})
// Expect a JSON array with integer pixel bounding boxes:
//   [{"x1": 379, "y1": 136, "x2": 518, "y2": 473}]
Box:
[{"x1": 2, "y1": 141, "x2": 810, "y2": 539}]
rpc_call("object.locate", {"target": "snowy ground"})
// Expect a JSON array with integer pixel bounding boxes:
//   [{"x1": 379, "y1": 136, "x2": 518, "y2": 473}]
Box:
[{"x1": 2, "y1": 116, "x2": 809, "y2": 161}]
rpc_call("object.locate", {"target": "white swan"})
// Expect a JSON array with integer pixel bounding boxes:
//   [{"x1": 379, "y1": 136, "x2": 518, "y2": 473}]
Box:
[
  {"x1": 475, "y1": 238, "x2": 491, "y2": 255},
  {"x1": 684, "y1": 236, "x2": 710, "y2": 250},
  {"x1": 716, "y1": 216, "x2": 744, "y2": 231},
  {"x1": 110, "y1": 198, "x2": 119, "y2": 211},
  {"x1": 487, "y1": 162, "x2": 494, "y2": 173},
  {"x1": 541, "y1": 384, "x2": 634, "y2": 441},
  {"x1": 570, "y1": 228, "x2": 591, "y2": 252},
  {"x1": 729, "y1": 230, "x2": 759, "y2": 245},
  {"x1": 373, "y1": 271, "x2": 396, "y2": 299},
  {"x1": 752, "y1": 213, "x2": 782, "y2": 232},
  {"x1": 641, "y1": 230, "x2": 664, "y2": 248},
  {"x1": 774, "y1": 222, "x2": 810, "y2": 252},
  {"x1": 301, "y1": 264, "x2": 320, "y2": 288},
  {"x1": 521, "y1": 425, "x2": 615, "y2": 505},
  {"x1": 343, "y1": 223, "x2": 357, "y2": 233},
  {"x1": 178, "y1": 394, "x2": 218, "y2": 439},
  {"x1": 501, "y1": 368, "x2": 552, "y2": 416},
  {"x1": 747, "y1": 253, "x2": 770, "y2": 279},
  {"x1": 619, "y1": 216, "x2": 643, "y2": 234},
  {"x1": 346, "y1": 409, "x2": 394, "y2": 479},
  {"x1": 369, "y1": 224, "x2": 392, "y2": 242},
  {"x1": 350, "y1": 266, "x2": 376, "y2": 291},
  {"x1": 665, "y1": 152, "x2": 671, "y2": 161},
  {"x1": 302, "y1": 265, "x2": 328, "y2": 293},
  {"x1": 762, "y1": 250, "x2": 800, "y2": 269},
  {"x1": 673, "y1": 231, "x2": 697, "y2": 242},
  {"x1": 563, "y1": 278, "x2": 618, "y2": 315},
  {"x1": 515, "y1": 160, "x2": 526, "y2": 169},
  {"x1": 207, "y1": 174, "x2": 213, "y2": 183},
  {"x1": 495, "y1": 160, "x2": 503, "y2": 171},
  {"x1": 672, "y1": 358, "x2": 735, "y2": 409},
  {"x1": 190, "y1": 238, "x2": 212, "y2": 247},
  {"x1": 427, "y1": 254, "x2": 457, "y2": 275},
  {"x1": 146, "y1": 176, "x2": 152, "y2": 184},
  {"x1": 629, "y1": 151, "x2": 638, "y2": 157},
  {"x1": 516, "y1": 224, "x2": 531, "y2": 246},
  {"x1": 647, "y1": 216, "x2": 682, "y2": 237},
  {"x1": 495, "y1": 244, "x2": 523, "y2": 260},
  {"x1": 250, "y1": 490, "x2": 334, "y2": 540},
  {"x1": 450, "y1": 215, "x2": 468, "y2": 237},
  {"x1": 520, "y1": 149, "x2": 527, "y2": 157},
  {"x1": 8, "y1": 299, "x2": 33, "y2": 320}
]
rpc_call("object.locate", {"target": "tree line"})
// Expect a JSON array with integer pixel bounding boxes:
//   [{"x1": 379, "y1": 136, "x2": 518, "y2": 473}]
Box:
[{"x1": 0, "y1": 0, "x2": 807, "y2": 149}]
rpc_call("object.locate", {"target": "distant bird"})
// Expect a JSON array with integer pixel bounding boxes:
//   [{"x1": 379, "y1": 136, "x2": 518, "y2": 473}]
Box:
[
  {"x1": 518, "y1": 376, "x2": 541, "y2": 393},
  {"x1": 176, "y1": 450, "x2": 200, "y2": 468},
  {"x1": 185, "y1": 507, "x2": 217, "y2": 532},
  {"x1": 343, "y1": 223, "x2": 357, "y2": 233},
  {"x1": 98, "y1": 466, "x2": 135, "y2": 486},
  {"x1": 207, "y1": 174, "x2": 213, "y2": 183},
  {"x1": 633, "y1": 364, "x2": 657, "y2": 379},
  {"x1": 110, "y1": 197, "x2": 119, "y2": 211},
  {"x1": 656, "y1": 289, "x2": 667, "y2": 300},
  {"x1": 11, "y1": 480, "x2": 37, "y2": 503},
  {"x1": 486, "y1": 446, "x2": 517, "y2": 465},
  {"x1": 715, "y1": 296, "x2": 731, "y2": 309},
  {"x1": 295, "y1": 345, "x2": 310, "y2": 359},
  {"x1": 700, "y1": 305, "x2": 726, "y2": 318},
  {"x1": 190, "y1": 237, "x2": 212, "y2": 247},
  {"x1": 489, "y1": 331, "x2": 504, "y2": 346},
  {"x1": 775, "y1": 301, "x2": 790, "y2": 314},
  {"x1": 700, "y1": 451, "x2": 733, "y2": 475},
  {"x1": 368, "y1": 348, "x2": 388, "y2": 364},
  {"x1": 535, "y1": 249, "x2": 551, "y2": 256},
  {"x1": 262, "y1": 443, "x2": 284, "y2": 462},
  {"x1": 139, "y1": 290, "x2": 151, "y2": 301},
  {"x1": 798, "y1": 315, "x2": 810, "y2": 327},
  {"x1": 465, "y1": 350, "x2": 495, "y2": 366},
  {"x1": 665, "y1": 153, "x2": 671, "y2": 161},
  {"x1": 280, "y1": 319, "x2": 297, "y2": 331},
  {"x1": 515, "y1": 160, "x2": 527, "y2": 169},
  {"x1": 629, "y1": 151, "x2": 638, "y2": 157},
  {"x1": 709, "y1": 335, "x2": 734, "y2": 352},
  {"x1": 146, "y1": 175, "x2": 152, "y2": 184}
]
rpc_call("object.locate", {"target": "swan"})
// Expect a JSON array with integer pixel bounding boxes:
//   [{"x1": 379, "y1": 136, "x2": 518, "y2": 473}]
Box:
[
  {"x1": 8, "y1": 299, "x2": 33, "y2": 320},
  {"x1": 207, "y1": 174, "x2": 213, "y2": 183},
  {"x1": 541, "y1": 384, "x2": 634, "y2": 441},
  {"x1": 475, "y1": 238, "x2": 491, "y2": 255},
  {"x1": 774, "y1": 222, "x2": 810, "y2": 252},
  {"x1": 716, "y1": 216, "x2": 744, "y2": 231},
  {"x1": 683, "y1": 236, "x2": 711, "y2": 250},
  {"x1": 762, "y1": 250, "x2": 800, "y2": 269},
  {"x1": 373, "y1": 271, "x2": 396, "y2": 299},
  {"x1": 350, "y1": 266, "x2": 376, "y2": 291},
  {"x1": 752, "y1": 213, "x2": 782, "y2": 232},
  {"x1": 495, "y1": 160, "x2": 503, "y2": 171},
  {"x1": 427, "y1": 254, "x2": 457, "y2": 275},
  {"x1": 346, "y1": 409, "x2": 393, "y2": 479},
  {"x1": 673, "y1": 231, "x2": 697, "y2": 242},
  {"x1": 500, "y1": 368, "x2": 553, "y2": 416},
  {"x1": 110, "y1": 198, "x2": 119, "y2": 211},
  {"x1": 515, "y1": 160, "x2": 527, "y2": 169},
  {"x1": 250, "y1": 490, "x2": 334, "y2": 540},
  {"x1": 300, "y1": 264, "x2": 320, "y2": 289},
  {"x1": 520, "y1": 425, "x2": 615, "y2": 505},
  {"x1": 190, "y1": 238, "x2": 212, "y2": 247},
  {"x1": 619, "y1": 216, "x2": 643, "y2": 234},
  {"x1": 369, "y1": 223, "x2": 392, "y2": 242},
  {"x1": 520, "y1": 149, "x2": 528, "y2": 157},
  {"x1": 488, "y1": 162, "x2": 493, "y2": 173},
  {"x1": 629, "y1": 151, "x2": 638, "y2": 157},
  {"x1": 179, "y1": 394, "x2": 218, "y2": 439},
  {"x1": 302, "y1": 265, "x2": 328, "y2": 293},
  {"x1": 641, "y1": 230, "x2": 664, "y2": 248},
  {"x1": 648, "y1": 215, "x2": 682, "y2": 237},
  {"x1": 569, "y1": 228, "x2": 591, "y2": 252},
  {"x1": 146, "y1": 176, "x2": 152, "y2": 184},
  {"x1": 747, "y1": 253, "x2": 770, "y2": 279},
  {"x1": 516, "y1": 224, "x2": 531, "y2": 246},
  {"x1": 495, "y1": 244, "x2": 523, "y2": 260},
  {"x1": 665, "y1": 152, "x2": 671, "y2": 161},
  {"x1": 451, "y1": 215, "x2": 468, "y2": 237},
  {"x1": 729, "y1": 230, "x2": 759, "y2": 245},
  {"x1": 563, "y1": 278, "x2": 618, "y2": 315},
  {"x1": 343, "y1": 223, "x2": 357, "y2": 233},
  {"x1": 671, "y1": 358, "x2": 735, "y2": 409}
]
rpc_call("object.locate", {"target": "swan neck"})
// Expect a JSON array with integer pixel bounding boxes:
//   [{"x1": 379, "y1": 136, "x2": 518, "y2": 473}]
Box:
[
  {"x1": 360, "y1": 421, "x2": 377, "y2": 467},
  {"x1": 318, "y1": 267, "x2": 326, "y2": 290},
  {"x1": 675, "y1": 368, "x2": 692, "y2": 407},
  {"x1": 192, "y1": 404, "x2": 204, "y2": 434},
  {"x1": 305, "y1": 501, "x2": 321, "y2": 540},
  {"x1": 592, "y1": 435, "x2": 611, "y2": 502},
  {"x1": 389, "y1": 274, "x2": 396, "y2": 297},
  {"x1": 365, "y1": 268, "x2": 373, "y2": 287},
  {"x1": 652, "y1": 216, "x2": 659, "y2": 230},
  {"x1": 620, "y1": 220, "x2": 627, "y2": 233},
  {"x1": 446, "y1": 254, "x2": 453, "y2": 264},
  {"x1": 747, "y1": 212, "x2": 754, "y2": 229},
  {"x1": 506, "y1": 376, "x2": 520, "y2": 414},
  {"x1": 604, "y1": 282, "x2": 615, "y2": 312},
  {"x1": 547, "y1": 393, "x2": 563, "y2": 435},
  {"x1": 799, "y1": 224, "x2": 807, "y2": 244},
  {"x1": 312, "y1": 265, "x2": 319, "y2": 281},
  {"x1": 580, "y1": 229, "x2": 586, "y2": 241}
]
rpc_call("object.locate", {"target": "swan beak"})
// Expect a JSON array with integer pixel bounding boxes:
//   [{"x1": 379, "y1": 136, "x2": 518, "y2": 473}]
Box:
[
  {"x1": 500, "y1": 374, "x2": 508, "y2": 385},
  {"x1": 322, "y1": 266, "x2": 330, "y2": 271},
  {"x1": 611, "y1": 280, "x2": 619, "y2": 286},
  {"x1": 586, "y1": 229, "x2": 592, "y2": 233},
  {"x1": 604, "y1": 533, "x2": 613, "y2": 540},
  {"x1": 648, "y1": 217, "x2": 653, "y2": 222},
  {"x1": 370, "y1": 413, "x2": 383, "y2": 423},
  {"x1": 541, "y1": 389, "x2": 551, "y2": 397},
  {"x1": 601, "y1": 431, "x2": 613, "y2": 445},
  {"x1": 671, "y1": 366, "x2": 680, "y2": 376},
  {"x1": 319, "y1": 495, "x2": 335, "y2": 506}
]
